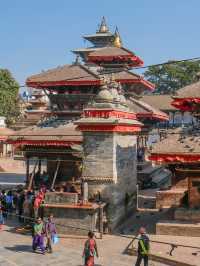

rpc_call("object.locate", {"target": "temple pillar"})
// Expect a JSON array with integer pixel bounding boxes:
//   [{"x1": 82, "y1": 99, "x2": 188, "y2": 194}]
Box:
[{"x1": 76, "y1": 80, "x2": 142, "y2": 229}]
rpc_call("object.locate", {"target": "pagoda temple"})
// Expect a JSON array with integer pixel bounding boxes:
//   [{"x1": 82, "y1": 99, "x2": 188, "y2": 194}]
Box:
[
  {"x1": 149, "y1": 80, "x2": 200, "y2": 236},
  {"x1": 25, "y1": 90, "x2": 49, "y2": 121},
  {"x1": 8, "y1": 18, "x2": 169, "y2": 233}
]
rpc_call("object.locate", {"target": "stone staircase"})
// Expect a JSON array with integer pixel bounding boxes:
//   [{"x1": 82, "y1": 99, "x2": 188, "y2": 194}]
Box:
[{"x1": 137, "y1": 161, "x2": 171, "y2": 189}]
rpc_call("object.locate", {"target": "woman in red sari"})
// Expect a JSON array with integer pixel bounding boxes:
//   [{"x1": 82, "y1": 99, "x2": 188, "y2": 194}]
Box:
[{"x1": 83, "y1": 231, "x2": 99, "y2": 266}]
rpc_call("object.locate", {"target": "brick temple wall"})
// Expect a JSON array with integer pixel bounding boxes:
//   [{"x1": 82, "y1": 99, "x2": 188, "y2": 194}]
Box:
[
  {"x1": 82, "y1": 132, "x2": 137, "y2": 229},
  {"x1": 174, "y1": 177, "x2": 188, "y2": 189},
  {"x1": 44, "y1": 206, "x2": 98, "y2": 235},
  {"x1": 156, "y1": 189, "x2": 186, "y2": 209},
  {"x1": 175, "y1": 208, "x2": 200, "y2": 222}
]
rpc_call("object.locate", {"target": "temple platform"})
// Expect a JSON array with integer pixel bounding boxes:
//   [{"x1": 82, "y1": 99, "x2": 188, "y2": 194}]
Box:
[
  {"x1": 156, "y1": 220, "x2": 200, "y2": 237},
  {"x1": 156, "y1": 188, "x2": 186, "y2": 209},
  {"x1": 175, "y1": 208, "x2": 200, "y2": 222},
  {"x1": 42, "y1": 192, "x2": 104, "y2": 236}
]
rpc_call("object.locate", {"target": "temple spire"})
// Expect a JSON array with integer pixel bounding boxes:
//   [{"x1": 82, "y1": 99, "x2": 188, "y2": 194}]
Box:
[
  {"x1": 97, "y1": 16, "x2": 109, "y2": 33},
  {"x1": 113, "y1": 26, "x2": 122, "y2": 48}
]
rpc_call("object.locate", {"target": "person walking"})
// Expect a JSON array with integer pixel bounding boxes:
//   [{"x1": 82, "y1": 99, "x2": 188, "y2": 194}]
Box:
[
  {"x1": 0, "y1": 205, "x2": 5, "y2": 230},
  {"x1": 45, "y1": 214, "x2": 57, "y2": 253},
  {"x1": 18, "y1": 191, "x2": 25, "y2": 223},
  {"x1": 32, "y1": 217, "x2": 45, "y2": 254},
  {"x1": 135, "y1": 227, "x2": 150, "y2": 266},
  {"x1": 23, "y1": 194, "x2": 31, "y2": 225},
  {"x1": 83, "y1": 231, "x2": 99, "y2": 266},
  {"x1": 5, "y1": 191, "x2": 13, "y2": 218}
]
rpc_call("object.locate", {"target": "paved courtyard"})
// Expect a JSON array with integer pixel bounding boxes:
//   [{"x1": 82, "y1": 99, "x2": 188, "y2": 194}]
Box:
[{"x1": 0, "y1": 222, "x2": 169, "y2": 266}]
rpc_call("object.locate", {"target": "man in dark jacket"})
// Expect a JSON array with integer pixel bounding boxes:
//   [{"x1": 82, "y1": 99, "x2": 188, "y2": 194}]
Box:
[{"x1": 135, "y1": 227, "x2": 149, "y2": 266}]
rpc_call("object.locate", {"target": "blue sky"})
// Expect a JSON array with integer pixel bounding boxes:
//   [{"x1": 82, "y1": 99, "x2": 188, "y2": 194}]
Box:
[{"x1": 1, "y1": 0, "x2": 200, "y2": 86}]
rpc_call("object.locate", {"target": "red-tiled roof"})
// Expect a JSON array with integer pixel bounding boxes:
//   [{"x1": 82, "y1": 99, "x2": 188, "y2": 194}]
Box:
[
  {"x1": 141, "y1": 95, "x2": 176, "y2": 111},
  {"x1": 26, "y1": 63, "x2": 154, "y2": 92},
  {"x1": 127, "y1": 97, "x2": 169, "y2": 121},
  {"x1": 26, "y1": 64, "x2": 100, "y2": 88},
  {"x1": 174, "y1": 81, "x2": 200, "y2": 98},
  {"x1": 87, "y1": 46, "x2": 143, "y2": 67},
  {"x1": 8, "y1": 120, "x2": 82, "y2": 146},
  {"x1": 113, "y1": 71, "x2": 155, "y2": 91},
  {"x1": 149, "y1": 128, "x2": 200, "y2": 163}
]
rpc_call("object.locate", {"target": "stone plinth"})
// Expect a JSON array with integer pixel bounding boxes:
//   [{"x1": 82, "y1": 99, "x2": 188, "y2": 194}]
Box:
[
  {"x1": 156, "y1": 220, "x2": 200, "y2": 237},
  {"x1": 175, "y1": 208, "x2": 200, "y2": 222},
  {"x1": 43, "y1": 203, "x2": 100, "y2": 235},
  {"x1": 156, "y1": 189, "x2": 186, "y2": 209}
]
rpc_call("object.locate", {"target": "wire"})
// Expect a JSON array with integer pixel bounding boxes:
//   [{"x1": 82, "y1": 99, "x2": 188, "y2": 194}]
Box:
[
  {"x1": 18, "y1": 56, "x2": 200, "y2": 88},
  {"x1": 134, "y1": 56, "x2": 200, "y2": 70}
]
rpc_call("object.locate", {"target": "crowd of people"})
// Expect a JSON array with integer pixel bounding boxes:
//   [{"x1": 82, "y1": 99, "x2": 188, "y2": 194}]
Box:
[
  {"x1": 0, "y1": 187, "x2": 59, "y2": 254},
  {"x1": 0, "y1": 187, "x2": 46, "y2": 225},
  {"x1": 0, "y1": 187, "x2": 150, "y2": 265}
]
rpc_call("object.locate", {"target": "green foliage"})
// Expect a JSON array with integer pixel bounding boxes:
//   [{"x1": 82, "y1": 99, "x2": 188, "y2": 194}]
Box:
[
  {"x1": 144, "y1": 60, "x2": 200, "y2": 94},
  {"x1": 0, "y1": 69, "x2": 20, "y2": 125}
]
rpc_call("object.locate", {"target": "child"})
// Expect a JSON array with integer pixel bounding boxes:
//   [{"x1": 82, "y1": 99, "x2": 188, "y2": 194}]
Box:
[
  {"x1": 45, "y1": 214, "x2": 57, "y2": 253},
  {"x1": 32, "y1": 217, "x2": 45, "y2": 254},
  {"x1": 83, "y1": 231, "x2": 99, "y2": 266}
]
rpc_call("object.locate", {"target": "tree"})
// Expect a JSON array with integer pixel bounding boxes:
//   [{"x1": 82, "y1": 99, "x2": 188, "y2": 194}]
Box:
[
  {"x1": 0, "y1": 69, "x2": 20, "y2": 126},
  {"x1": 144, "y1": 60, "x2": 200, "y2": 94}
]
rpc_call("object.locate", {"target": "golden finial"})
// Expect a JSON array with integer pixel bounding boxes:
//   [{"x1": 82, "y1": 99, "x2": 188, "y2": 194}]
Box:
[
  {"x1": 113, "y1": 26, "x2": 122, "y2": 48},
  {"x1": 98, "y1": 16, "x2": 109, "y2": 33}
]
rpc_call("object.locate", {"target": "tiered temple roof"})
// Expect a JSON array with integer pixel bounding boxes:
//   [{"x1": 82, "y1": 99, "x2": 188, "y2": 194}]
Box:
[
  {"x1": 149, "y1": 127, "x2": 200, "y2": 163},
  {"x1": 26, "y1": 64, "x2": 100, "y2": 88},
  {"x1": 9, "y1": 120, "x2": 82, "y2": 147},
  {"x1": 26, "y1": 17, "x2": 154, "y2": 94},
  {"x1": 82, "y1": 16, "x2": 115, "y2": 46},
  {"x1": 127, "y1": 97, "x2": 169, "y2": 121},
  {"x1": 172, "y1": 81, "x2": 200, "y2": 111},
  {"x1": 149, "y1": 80, "x2": 200, "y2": 164},
  {"x1": 73, "y1": 17, "x2": 143, "y2": 68},
  {"x1": 141, "y1": 95, "x2": 177, "y2": 112},
  {"x1": 87, "y1": 46, "x2": 143, "y2": 67},
  {"x1": 26, "y1": 64, "x2": 154, "y2": 91},
  {"x1": 12, "y1": 18, "x2": 169, "y2": 150}
]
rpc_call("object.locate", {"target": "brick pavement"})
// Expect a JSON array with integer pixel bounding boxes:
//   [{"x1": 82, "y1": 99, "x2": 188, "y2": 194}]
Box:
[
  {"x1": 117, "y1": 210, "x2": 200, "y2": 266},
  {"x1": 0, "y1": 223, "x2": 168, "y2": 266}
]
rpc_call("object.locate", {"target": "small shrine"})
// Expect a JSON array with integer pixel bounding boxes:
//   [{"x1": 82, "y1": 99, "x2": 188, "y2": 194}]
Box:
[{"x1": 25, "y1": 90, "x2": 48, "y2": 121}]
